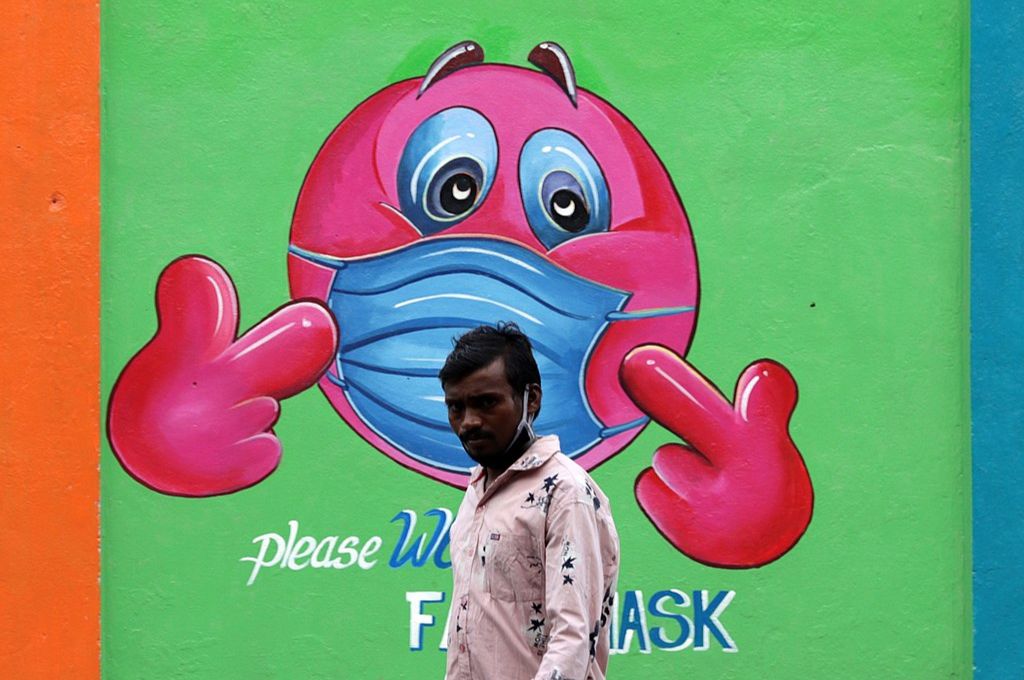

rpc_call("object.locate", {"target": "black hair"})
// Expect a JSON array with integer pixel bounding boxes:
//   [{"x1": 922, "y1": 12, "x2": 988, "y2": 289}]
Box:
[{"x1": 439, "y1": 322, "x2": 542, "y2": 402}]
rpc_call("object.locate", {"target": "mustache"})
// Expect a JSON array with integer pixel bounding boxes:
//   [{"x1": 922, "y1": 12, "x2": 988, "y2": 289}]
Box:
[{"x1": 459, "y1": 430, "x2": 492, "y2": 444}]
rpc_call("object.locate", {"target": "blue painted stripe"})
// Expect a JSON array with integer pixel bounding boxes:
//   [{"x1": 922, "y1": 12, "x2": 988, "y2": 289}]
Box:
[{"x1": 971, "y1": 1, "x2": 1024, "y2": 676}]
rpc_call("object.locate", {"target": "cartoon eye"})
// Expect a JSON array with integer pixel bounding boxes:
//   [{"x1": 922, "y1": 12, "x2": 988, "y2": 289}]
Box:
[
  {"x1": 425, "y1": 158, "x2": 483, "y2": 221},
  {"x1": 542, "y1": 171, "x2": 589, "y2": 232},
  {"x1": 519, "y1": 129, "x2": 610, "y2": 249},
  {"x1": 397, "y1": 107, "x2": 497, "y2": 235}
]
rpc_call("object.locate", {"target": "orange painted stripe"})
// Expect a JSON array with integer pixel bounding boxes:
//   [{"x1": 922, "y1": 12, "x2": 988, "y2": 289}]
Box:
[{"x1": 0, "y1": 1, "x2": 100, "y2": 677}]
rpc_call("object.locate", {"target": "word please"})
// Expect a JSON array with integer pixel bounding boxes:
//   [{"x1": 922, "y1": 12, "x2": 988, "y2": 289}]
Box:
[
  {"x1": 408, "y1": 589, "x2": 738, "y2": 653},
  {"x1": 240, "y1": 510, "x2": 452, "y2": 585},
  {"x1": 240, "y1": 520, "x2": 383, "y2": 585}
]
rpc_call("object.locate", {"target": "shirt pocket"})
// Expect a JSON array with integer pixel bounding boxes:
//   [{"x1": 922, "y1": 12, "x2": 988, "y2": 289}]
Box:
[{"x1": 486, "y1": 532, "x2": 544, "y2": 602}]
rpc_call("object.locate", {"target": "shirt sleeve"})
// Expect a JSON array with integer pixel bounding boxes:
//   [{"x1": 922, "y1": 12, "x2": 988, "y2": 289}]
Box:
[{"x1": 533, "y1": 493, "x2": 606, "y2": 680}]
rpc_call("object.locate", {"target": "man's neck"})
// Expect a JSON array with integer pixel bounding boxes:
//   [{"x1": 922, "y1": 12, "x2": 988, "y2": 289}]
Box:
[
  {"x1": 482, "y1": 433, "x2": 536, "y2": 491},
  {"x1": 481, "y1": 430, "x2": 540, "y2": 489},
  {"x1": 483, "y1": 466, "x2": 506, "y2": 492}
]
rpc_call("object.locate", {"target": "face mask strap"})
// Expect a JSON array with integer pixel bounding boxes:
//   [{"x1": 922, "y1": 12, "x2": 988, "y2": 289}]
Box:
[
  {"x1": 522, "y1": 386, "x2": 536, "y2": 441},
  {"x1": 502, "y1": 385, "x2": 537, "y2": 457}
]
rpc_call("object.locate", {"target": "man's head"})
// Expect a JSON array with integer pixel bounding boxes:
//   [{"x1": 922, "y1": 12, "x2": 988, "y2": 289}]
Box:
[{"x1": 439, "y1": 322, "x2": 542, "y2": 470}]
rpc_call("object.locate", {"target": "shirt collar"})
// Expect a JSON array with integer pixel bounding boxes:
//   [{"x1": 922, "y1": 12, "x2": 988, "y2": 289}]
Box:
[
  {"x1": 469, "y1": 435, "x2": 561, "y2": 490},
  {"x1": 507, "y1": 434, "x2": 561, "y2": 471}
]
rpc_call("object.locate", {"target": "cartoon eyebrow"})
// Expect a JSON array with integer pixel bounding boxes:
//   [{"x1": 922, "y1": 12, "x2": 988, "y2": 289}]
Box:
[
  {"x1": 528, "y1": 42, "x2": 577, "y2": 108},
  {"x1": 418, "y1": 40, "x2": 485, "y2": 98}
]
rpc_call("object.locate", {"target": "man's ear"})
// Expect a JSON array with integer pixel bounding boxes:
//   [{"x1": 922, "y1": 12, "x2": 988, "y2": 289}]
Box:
[{"x1": 527, "y1": 383, "x2": 542, "y2": 419}]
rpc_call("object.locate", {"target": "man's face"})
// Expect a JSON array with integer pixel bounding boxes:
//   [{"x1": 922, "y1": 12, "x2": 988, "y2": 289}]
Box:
[{"x1": 443, "y1": 357, "x2": 526, "y2": 468}]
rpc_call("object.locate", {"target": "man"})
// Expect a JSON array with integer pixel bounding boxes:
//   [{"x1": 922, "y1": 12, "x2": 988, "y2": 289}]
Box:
[{"x1": 440, "y1": 322, "x2": 619, "y2": 680}]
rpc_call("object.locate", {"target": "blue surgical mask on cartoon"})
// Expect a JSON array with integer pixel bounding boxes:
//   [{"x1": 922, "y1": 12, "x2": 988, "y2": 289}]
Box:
[{"x1": 289, "y1": 237, "x2": 693, "y2": 475}]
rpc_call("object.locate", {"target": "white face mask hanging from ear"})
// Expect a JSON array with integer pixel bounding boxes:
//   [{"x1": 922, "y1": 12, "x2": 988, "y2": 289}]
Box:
[{"x1": 501, "y1": 386, "x2": 537, "y2": 457}]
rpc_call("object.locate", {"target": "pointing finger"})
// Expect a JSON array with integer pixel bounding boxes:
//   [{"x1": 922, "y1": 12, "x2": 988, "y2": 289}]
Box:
[
  {"x1": 620, "y1": 344, "x2": 735, "y2": 460},
  {"x1": 220, "y1": 300, "x2": 338, "y2": 400}
]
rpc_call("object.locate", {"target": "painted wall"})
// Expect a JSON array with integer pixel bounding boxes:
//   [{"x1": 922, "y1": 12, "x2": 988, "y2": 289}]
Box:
[
  {"x1": 0, "y1": 2, "x2": 100, "y2": 678},
  {"x1": 971, "y1": 0, "x2": 1024, "y2": 677},
  {"x1": 95, "y1": 1, "x2": 970, "y2": 678}
]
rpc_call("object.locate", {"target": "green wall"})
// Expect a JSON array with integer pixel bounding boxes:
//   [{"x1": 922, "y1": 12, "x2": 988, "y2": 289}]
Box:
[{"x1": 101, "y1": 2, "x2": 970, "y2": 677}]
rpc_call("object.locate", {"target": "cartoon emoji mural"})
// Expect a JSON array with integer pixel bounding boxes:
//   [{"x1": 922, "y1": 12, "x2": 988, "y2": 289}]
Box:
[{"x1": 108, "y1": 41, "x2": 813, "y2": 568}]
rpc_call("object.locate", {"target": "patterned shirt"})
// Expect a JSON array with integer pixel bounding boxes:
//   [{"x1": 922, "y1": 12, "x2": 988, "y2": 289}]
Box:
[{"x1": 445, "y1": 435, "x2": 619, "y2": 680}]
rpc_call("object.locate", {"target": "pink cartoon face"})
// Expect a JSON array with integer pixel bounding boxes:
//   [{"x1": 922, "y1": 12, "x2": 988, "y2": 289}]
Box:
[
  {"x1": 109, "y1": 41, "x2": 812, "y2": 567},
  {"x1": 287, "y1": 44, "x2": 698, "y2": 488}
]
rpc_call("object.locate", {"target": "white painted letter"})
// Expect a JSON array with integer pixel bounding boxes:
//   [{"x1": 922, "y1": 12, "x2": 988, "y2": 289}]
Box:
[
  {"x1": 359, "y1": 536, "x2": 383, "y2": 569},
  {"x1": 406, "y1": 591, "x2": 445, "y2": 651},
  {"x1": 240, "y1": 532, "x2": 285, "y2": 586}
]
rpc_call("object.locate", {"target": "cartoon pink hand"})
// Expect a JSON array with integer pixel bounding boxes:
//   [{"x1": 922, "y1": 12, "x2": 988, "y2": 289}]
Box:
[
  {"x1": 620, "y1": 346, "x2": 813, "y2": 568},
  {"x1": 108, "y1": 256, "x2": 337, "y2": 496}
]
